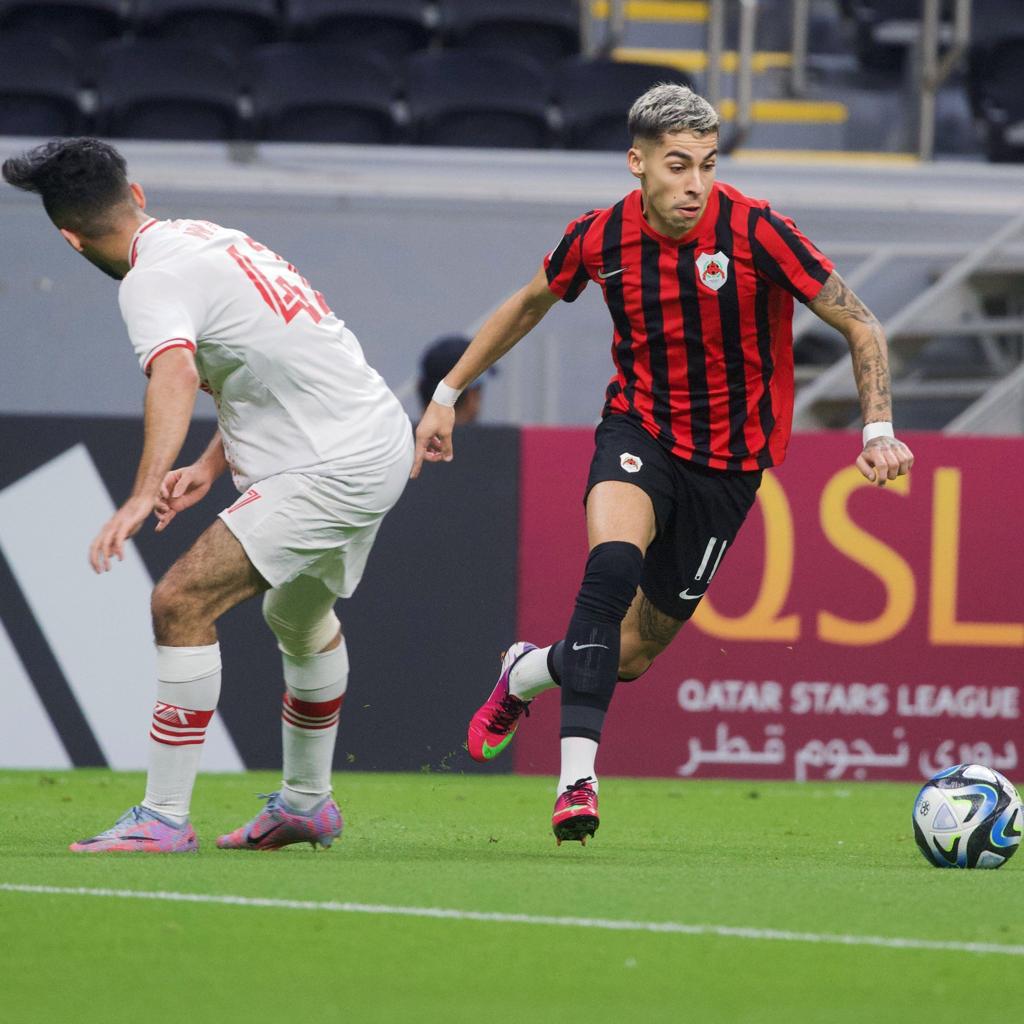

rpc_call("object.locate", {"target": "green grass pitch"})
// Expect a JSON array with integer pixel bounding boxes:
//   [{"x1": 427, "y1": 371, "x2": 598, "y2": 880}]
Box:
[{"x1": 2, "y1": 769, "x2": 1021, "y2": 1023}]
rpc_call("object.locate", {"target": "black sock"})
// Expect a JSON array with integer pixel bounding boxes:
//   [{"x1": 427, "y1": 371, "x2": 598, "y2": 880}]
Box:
[{"x1": 560, "y1": 541, "x2": 644, "y2": 741}]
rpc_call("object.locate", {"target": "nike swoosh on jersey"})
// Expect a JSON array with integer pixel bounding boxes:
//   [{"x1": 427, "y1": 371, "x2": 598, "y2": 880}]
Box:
[
  {"x1": 571, "y1": 641, "x2": 609, "y2": 651},
  {"x1": 597, "y1": 267, "x2": 627, "y2": 279},
  {"x1": 678, "y1": 589, "x2": 707, "y2": 601}
]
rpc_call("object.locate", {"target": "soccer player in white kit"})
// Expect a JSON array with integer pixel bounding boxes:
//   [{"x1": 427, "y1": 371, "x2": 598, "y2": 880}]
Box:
[{"x1": 3, "y1": 138, "x2": 413, "y2": 852}]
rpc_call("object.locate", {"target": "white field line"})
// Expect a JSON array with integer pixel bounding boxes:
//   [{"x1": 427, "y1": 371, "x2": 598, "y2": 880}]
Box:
[{"x1": 2, "y1": 883, "x2": 1023, "y2": 957}]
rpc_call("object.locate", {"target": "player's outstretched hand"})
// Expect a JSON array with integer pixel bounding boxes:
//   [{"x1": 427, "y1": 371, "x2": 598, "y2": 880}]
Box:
[
  {"x1": 89, "y1": 495, "x2": 154, "y2": 573},
  {"x1": 856, "y1": 435, "x2": 914, "y2": 487},
  {"x1": 411, "y1": 402, "x2": 456, "y2": 479},
  {"x1": 154, "y1": 464, "x2": 215, "y2": 532}
]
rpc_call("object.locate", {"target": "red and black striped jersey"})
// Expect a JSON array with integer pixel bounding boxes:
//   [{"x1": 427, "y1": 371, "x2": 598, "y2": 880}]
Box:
[{"x1": 543, "y1": 181, "x2": 834, "y2": 470}]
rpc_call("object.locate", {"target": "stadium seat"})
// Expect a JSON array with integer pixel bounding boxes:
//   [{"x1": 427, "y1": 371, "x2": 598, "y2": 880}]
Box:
[
  {"x1": 405, "y1": 49, "x2": 553, "y2": 149},
  {"x1": 967, "y1": 35, "x2": 1024, "y2": 162},
  {"x1": 439, "y1": 0, "x2": 579, "y2": 64},
  {"x1": 845, "y1": 0, "x2": 954, "y2": 72},
  {"x1": 0, "y1": 0, "x2": 124, "y2": 50},
  {"x1": 283, "y1": 0, "x2": 431, "y2": 59},
  {"x1": 134, "y1": 0, "x2": 281, "y2": 57},
  {"x1": 556, "y1": 58, "x2": 695, "y2": 151},
  {"x1": 0, "y1": 35, "x2": 84, "y2": 136},
  {"x1": 93, "y1": 40, "x2": 243, "y2": 141},
  {"x1": 247, "y1": 43, "x2": 400, "y2": 144},
  {"x1": 968, "y1": 0, "x2": 1014, "y2": 50}
]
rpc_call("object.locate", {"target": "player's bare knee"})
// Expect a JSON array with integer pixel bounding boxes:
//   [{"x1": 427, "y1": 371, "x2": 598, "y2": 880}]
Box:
[{"x1": 150, "y1": 577, "x2": 188, "y2": 637}]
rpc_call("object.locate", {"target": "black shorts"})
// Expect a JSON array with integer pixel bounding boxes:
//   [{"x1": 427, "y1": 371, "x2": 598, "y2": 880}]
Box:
[{"x1": 584, "y1": 415, "x2": 762, "y2": 622}]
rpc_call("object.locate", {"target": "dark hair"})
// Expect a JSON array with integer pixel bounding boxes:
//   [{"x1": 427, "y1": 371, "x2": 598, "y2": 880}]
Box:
[{"x1": 2, "y1": 137, "x2": 132, "y2": 236}]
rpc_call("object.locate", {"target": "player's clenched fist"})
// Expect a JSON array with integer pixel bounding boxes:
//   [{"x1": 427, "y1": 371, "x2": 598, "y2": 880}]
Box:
[{"x1": 856, "y1": 436, "x2": 914, "y2": 486}]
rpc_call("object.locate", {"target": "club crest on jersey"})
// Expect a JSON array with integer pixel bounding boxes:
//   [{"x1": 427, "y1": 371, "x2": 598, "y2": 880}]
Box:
[
  {"x1": 620, "y1": 452, "x2": 643, "y2": 474},
  {"x1": 696, "y1": 251, "x2": 730, "y2": 292}
]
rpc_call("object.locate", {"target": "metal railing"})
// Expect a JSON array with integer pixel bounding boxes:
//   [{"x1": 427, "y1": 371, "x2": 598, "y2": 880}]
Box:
[
  {"x1": 947, "y1": 363, "x2": 1024, "y2": 434},
  {"x1": 584, "y1": 0, "x2": 979, "y2": 161},
  {"x1": 792, "y1": 210, "x2": 1024, "y2": 429},
  {"x1": 706, "y1": 0, "x2": 761, "y2": 152},
  {"x1": 789, "y1": 0, "x2": 811, "y2": 97},
  {"x1": 917, "y1": 0, "x2": 972, "y2": 160},
  {"x1": 583, "y1": 0, "x2": 627, "y2": 56}
]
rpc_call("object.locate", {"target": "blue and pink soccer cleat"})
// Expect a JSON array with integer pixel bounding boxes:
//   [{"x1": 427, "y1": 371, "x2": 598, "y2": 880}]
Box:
[
  {"x1": 216, "y1": 792, "x2": 343, "y2": 851},
  {"x1": 69, "y1": 806, "x2": 198, "y2": 853},
  {"x1": 467, "y1": 642, "x2": 537, "y2": 763},
  {"x1": 552, "y1": 777, "x2": 600, "y2": 846}
]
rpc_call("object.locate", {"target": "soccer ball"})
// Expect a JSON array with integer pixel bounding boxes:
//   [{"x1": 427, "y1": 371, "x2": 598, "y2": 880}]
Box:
[{"x1": 913, "y1": 763, "x2": 1022, "y2": 869}]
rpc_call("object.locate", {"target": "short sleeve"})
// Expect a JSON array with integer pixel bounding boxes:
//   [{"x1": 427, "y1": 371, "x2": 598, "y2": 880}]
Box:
[
  {"x1": 751, "y1": 207, "x2": 835, "y2": 304},
  {"x1": 118, "y1": 267, "x2": 201, "y2": 375},
  {"x1": 543, "y1": 211, "x2": 597, "y2": 303}
]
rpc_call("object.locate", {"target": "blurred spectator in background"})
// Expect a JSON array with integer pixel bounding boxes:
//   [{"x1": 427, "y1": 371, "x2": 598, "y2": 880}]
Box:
[{"x1": 418, "y1": 334, "x2": 489, "y2": 424}]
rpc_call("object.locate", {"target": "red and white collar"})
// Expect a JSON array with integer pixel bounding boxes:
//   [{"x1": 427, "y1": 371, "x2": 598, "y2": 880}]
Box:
[{"x1": 129, "y1": 217, "x2": 160, "y2": 268}]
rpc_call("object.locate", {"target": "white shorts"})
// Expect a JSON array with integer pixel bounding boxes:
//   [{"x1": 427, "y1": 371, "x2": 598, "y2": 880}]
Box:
[{"x1": 218, "y1": 438, "x2": 413, "y2": 598}]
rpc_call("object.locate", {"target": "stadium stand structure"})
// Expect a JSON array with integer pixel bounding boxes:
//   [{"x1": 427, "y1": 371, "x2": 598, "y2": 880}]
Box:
[
  {"x1": 438, "y1": 0, "x2": 580, "y2": 63},
  {"x1": 92, "y1": 38, "x2": 242, "y2": 140},
  {"x1": 283, "y1": 0, "x2": 433, "y2": 58},
  {"x1": 246, "y1": 43, "x2": 401, "y2": 144},
  {"x1": 593, "y1": 0, "x2": 988, "y2": 155},
  {"x1": 843, "y1": 0, "x2": 936, "y2": 71},
  {"x1": 0, "y1": 0, "x2": 124, "y2": 50},
  {"x1": 791, "y1": 206, "x2": 1024, "y2": 432},
  {"x1": 405, "y1": 49, "x2": 554, "y2": 148},
  {"x1": 557, "y1": 56, "x2": 694, "y2": 150},
  {"x1": 134, "y1": 0, "x2": 280, "y2": 57},
  {"x1": 0, "y1": 0, "x2": 1019, "y2": 159},
  {"x1": 967, "y1": 34, "x2": 1024, "y2": 163},
  {"x1": 0, "y1": 34, "x2": 84, "y2": 136}
]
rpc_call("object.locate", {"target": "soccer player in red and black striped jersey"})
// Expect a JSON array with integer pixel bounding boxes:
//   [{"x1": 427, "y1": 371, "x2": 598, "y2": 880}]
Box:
[{"x1": 412, "y1": 84, "x2": 913, "y2": 845}]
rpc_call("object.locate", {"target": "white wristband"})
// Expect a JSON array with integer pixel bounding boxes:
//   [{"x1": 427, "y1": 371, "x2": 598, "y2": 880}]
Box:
[
  {"x1": 862, "y1": 421, "x2": 894, "y2": 446},
  {"x1": 432, "y1": 381, "x2": 463, "y2": 408}
]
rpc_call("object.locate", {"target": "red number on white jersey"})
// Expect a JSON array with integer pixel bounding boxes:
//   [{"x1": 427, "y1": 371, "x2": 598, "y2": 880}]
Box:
[{"x1": 227, "y1": 237, "x2": 332, "y2": 325}]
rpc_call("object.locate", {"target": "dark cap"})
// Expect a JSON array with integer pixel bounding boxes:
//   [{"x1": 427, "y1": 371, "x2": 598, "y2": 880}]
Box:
[{"x1": 418, "y1": 334, "x2": 494, "y2": 408}]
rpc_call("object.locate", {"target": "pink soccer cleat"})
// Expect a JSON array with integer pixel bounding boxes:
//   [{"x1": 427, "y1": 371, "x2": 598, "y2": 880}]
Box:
[
  {"x1": 216, "y1": 792, "x2": 343, "y2": 851},
  {"x1": 69, "y1": 806, "x2": 197, "y2": 853},
  {"x1": 467, "y1": 642, "x2": 537, "y2": 763},
  {"x1": 552, "y1": 778, "x2": 600, "y2": 846}
]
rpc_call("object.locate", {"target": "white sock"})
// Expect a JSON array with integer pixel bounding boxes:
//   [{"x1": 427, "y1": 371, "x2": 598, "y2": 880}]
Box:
[
  {"x1": 143, "y1": 643, "x2": 221, "y2": 824},
  {"x1": 509, "y1": 646, "x2": 558, "y2": 701},
  {"x1": 281, "y1": 640, "x2": 348, "y2": 813},
  {"x1": 558, "y1": 737, "x2": 599, "y2": 794}
]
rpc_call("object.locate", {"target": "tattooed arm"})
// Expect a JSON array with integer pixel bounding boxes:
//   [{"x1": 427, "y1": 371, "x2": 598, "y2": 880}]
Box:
[{"x1": 808, "y1": 271, "x2": 914, "y2": 486}]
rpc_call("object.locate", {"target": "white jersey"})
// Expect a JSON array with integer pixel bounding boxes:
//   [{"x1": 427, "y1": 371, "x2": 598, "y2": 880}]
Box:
[{"x1": 118, "y1": 217, "x2": 411, "y2": 491}]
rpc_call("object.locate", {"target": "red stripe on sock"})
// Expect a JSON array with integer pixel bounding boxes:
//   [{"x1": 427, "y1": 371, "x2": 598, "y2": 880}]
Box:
[
  {"x1": 150, "y1": 727, "x2": 207, "y2": 746},
  {"x1": 282, "y1": 692, "x2": 344, "y2": 720},
  {"x1": 281, "y1": 692, "x2": 342, "y2": 731},
  {"x1": 282, "y1": 710, "x2": 340, "y2": 730}
]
